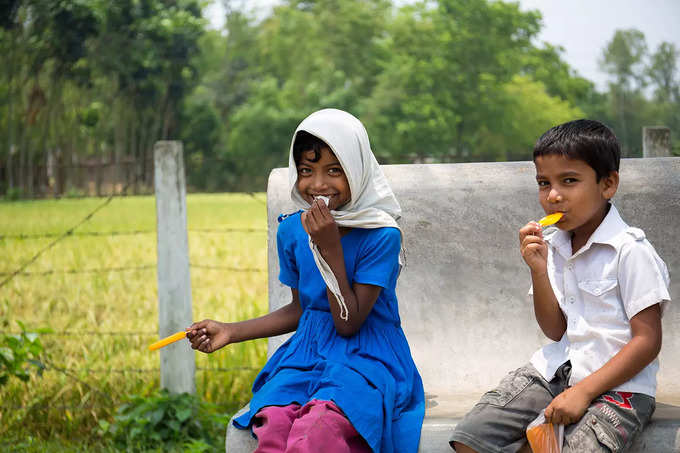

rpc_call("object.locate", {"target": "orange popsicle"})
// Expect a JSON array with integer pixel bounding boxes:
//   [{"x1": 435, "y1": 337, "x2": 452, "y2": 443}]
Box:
[
  {"x1": 148, "y1": 331, "x2": 186, "y2": 351},
  {"x1": 538, "y1": 212, "x2": 564, "y2": 227}
]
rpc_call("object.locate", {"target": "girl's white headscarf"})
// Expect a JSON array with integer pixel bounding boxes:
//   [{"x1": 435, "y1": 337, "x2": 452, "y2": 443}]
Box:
[{"x1": 288, "y1": 108, "x2": 403, "y2": 321}]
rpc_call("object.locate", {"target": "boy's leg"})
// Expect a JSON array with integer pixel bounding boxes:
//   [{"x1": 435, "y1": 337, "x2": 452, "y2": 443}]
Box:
[
  {"x1": 252, "y1": 403, "x2": 302, "y2": 453},
  {"x1": 450, "y1": 363, "x2": 566, "y2": 453},
  {"x1": 285, "y1": 399, "x2": 371, "y2": 453},
  {"x1": 562, "y1": 391, "x2": 655, "y2": 453}
]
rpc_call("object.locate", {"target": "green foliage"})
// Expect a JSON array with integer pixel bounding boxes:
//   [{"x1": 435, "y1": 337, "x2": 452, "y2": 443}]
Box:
[
  {"x1": 2, "y1": 1, "x2": 679, "y2": 195},
  {"x1": 0, "y1": 321, "x2": 48, "y2": 386},
  {"x1": 99, "y1": 389, "x2": 229, "y2": 451},
  {"x1": 4, "y1": 187, "x2": 23, "y2": 201}
]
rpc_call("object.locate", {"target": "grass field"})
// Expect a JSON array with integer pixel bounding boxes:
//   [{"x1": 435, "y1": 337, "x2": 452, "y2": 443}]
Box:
[{"x1": 0, "y1": 194, "x2": 269, "y2": 450}]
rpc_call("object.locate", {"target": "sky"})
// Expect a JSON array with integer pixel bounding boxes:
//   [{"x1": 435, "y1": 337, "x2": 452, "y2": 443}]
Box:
[{"x1": 204, "y1": 0, "x2": 680, "y2": 91}]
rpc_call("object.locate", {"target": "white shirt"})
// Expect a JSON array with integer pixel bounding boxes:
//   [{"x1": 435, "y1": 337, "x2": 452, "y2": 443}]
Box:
[{"x1": 529, "y1": 204, "x2": 671, "y2": 397}]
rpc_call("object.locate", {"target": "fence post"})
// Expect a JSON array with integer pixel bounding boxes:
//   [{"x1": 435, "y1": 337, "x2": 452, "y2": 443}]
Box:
[
  {"x1": 643, "y1": 126, "x2": 671, "y2": 157},
  {"x1": 153, "y1": 141, "x2": 195, "y2": 394}
]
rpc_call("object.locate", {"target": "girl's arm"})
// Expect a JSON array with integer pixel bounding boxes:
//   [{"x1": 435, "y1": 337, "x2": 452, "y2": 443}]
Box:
[
  {"x1": 304, "y1": 200, "x2": 382, "y2": 337},
  {"x1": 519, "y1": 221, "x2": 566, "y2": 341},
  {"x1": 544, "y1": 304, "x2": 662, "y2": 425},
  {"x1": 186, "y1": 289, "x2": 303, "y2": 353}
]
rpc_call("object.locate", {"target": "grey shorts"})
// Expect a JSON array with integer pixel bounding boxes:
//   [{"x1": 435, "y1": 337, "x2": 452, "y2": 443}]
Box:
[{"x1": 449, "y1": 362, "x2": 655, "y2": 453}]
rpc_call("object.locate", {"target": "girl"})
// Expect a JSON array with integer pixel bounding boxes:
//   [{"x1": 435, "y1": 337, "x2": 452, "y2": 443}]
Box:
[{"x1": 186, "y1": 108, "x2": 424, "y2": 452}]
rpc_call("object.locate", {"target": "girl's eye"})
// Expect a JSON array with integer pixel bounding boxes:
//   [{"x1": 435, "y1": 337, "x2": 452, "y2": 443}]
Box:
[
  {"x1": 298, "y1": 167, "x2": 311, "y2": 176},
  {"x1": 328, "y1": 167, "x2": 344, "y2": 175}
]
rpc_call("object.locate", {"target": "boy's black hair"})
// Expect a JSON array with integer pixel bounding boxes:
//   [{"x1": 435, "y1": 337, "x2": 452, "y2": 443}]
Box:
[
  {"x1": 293, "y1": 131, "x2": 329, "y2": 164},
  {"x1": 533, "y1": 119, "x2": 620, "y2": 181}
]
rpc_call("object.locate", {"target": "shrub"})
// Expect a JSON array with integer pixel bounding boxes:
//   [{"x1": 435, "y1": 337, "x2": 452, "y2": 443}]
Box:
[
  {"x1": 0, "y1": 321, "x2": 48, "y2": 386},
  {"x1": 99, "y1": 389, "x2": 229, "y2": 451}
]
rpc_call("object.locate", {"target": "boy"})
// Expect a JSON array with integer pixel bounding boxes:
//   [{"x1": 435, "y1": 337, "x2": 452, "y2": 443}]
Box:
[{"x1": 450, "y1": 119, "x2": 671, "y2": 452}]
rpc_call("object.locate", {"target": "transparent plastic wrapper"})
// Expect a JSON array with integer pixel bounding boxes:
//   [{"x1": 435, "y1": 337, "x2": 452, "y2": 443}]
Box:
[{"x1": 526, "y1": 409, "x2": 564, "y2": 453}]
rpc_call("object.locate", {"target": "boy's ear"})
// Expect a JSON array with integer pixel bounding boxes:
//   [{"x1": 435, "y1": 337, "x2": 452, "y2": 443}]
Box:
[{"x1": 602, "y1": 171, "x2": 619, "y2": 200}]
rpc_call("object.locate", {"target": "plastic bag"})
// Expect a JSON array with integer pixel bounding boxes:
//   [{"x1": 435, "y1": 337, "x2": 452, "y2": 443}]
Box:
[{"x1": 526, "y1": 409, "x2": 564, "y2": 453}]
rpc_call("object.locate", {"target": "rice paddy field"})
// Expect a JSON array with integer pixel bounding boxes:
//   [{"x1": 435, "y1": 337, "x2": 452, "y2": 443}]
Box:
[{"x1": 0, "y1": 194, "x2": 269, "y2": 450}]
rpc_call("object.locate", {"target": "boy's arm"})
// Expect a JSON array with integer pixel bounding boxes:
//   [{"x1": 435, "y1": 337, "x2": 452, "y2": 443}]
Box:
[
  {"x1": 186, "y1": 289, "x2": 303, "y2": 353},
  {"x1": 520, "y1": 222, "x2": 566, "y2": 341},
  {"x1": 304, "y1": 200, "x2": 381, "y2": 337},
  {"x1": 545, "y1": 303, "x2": 662, "y2": 425}
]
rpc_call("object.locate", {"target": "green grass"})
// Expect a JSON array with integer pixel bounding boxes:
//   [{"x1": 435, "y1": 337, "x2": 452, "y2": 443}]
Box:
[{"x1": 0, "y1": 194, "x2": 269, "y2": 450}]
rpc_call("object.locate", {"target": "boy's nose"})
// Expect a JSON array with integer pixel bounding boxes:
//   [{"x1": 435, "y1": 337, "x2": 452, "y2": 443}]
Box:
[{"x1": 548, "y1": 189, "x2": 563, "y2": 203}]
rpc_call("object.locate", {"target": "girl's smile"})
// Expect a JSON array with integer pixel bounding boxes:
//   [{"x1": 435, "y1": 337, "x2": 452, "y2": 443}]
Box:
[{"x1": 296, "y1": 147, "x2": 351, "y2": 211}]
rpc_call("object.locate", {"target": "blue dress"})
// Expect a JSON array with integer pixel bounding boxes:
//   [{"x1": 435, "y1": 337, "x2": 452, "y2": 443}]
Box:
[{"x1": 234, "y1": 211, "x2": 425, "y2": 452}]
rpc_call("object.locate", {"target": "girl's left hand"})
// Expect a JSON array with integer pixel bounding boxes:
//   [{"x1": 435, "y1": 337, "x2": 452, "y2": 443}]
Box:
[{"x1": 304, "y1": 199, "x2": 341, "y2": 254}]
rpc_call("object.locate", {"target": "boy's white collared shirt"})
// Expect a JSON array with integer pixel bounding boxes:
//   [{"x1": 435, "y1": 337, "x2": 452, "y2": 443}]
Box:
[{"x1": 529, "y1": 204, "x2": 671, "y2": 397}]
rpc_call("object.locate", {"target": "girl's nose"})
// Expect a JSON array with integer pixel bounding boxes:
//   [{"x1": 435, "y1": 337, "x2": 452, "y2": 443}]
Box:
[{"x1": 310, "y1": 174, "x2": 328, "y2": 191}]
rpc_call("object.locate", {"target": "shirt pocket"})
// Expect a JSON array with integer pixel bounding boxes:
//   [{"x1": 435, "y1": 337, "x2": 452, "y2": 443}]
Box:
[{"x1": 578, "y1": 279, "x2": 620, "y2": 323}]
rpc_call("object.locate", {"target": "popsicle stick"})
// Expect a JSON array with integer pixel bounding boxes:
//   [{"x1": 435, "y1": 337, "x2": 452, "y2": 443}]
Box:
[
  {"x1": 148, "y1": 331, "x2": 186, "y2": 351},
  {"x1": 538, "y1": 212, "x2": 564, "y2": 227}
]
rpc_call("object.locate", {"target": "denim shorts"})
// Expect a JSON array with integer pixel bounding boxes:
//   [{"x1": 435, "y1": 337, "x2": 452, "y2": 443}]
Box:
[{"x1": 449, "y1": 362, "x2": 655, "y2": 453}]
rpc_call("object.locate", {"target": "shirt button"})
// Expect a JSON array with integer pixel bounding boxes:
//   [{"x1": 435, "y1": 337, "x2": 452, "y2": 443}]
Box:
[
  {"x1": 567, "y1": 263, "x2": 574, "y2": 270},
  {"x1": 594, "y1": 289, "x2": 601, "y2": 295},
  {"x1": 569, "y1": 297, "x2": 575, "y2": 303}
]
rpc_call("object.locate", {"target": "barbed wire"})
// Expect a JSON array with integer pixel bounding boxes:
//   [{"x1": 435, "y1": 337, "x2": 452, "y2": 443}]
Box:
[
  {"x1": 190, "y1": 264, "x2": 265, "y2": 272},
  {"x1": 0, "y1": 227, "x2": 267, "y2": 240},
  {"x1": 39, "y1": 366, "x2": 259, "y2": 374},
  {"x1": 0, "y1": 262, "x2": 265, "y2": 277},
  {"x1": 0, "y1": 265, "x2": 156, "y2": 277},
  {"x1": 0, "y1": 331, "x2": 151, "y2": 336},
  {"x1": 0, "y1": 230, "x2": 155, "y2": 239},
  {"x1": 0, "y1": 175, "x2": 140, "y2": 288}
]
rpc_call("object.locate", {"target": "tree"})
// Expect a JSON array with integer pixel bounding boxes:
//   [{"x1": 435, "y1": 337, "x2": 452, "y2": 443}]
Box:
[
  {"x1": 646, "y1": 42, "x2": 680, "y2": 155},
  {"x1": 600, "y1": 29, "x2": 648, "y2": 155}
]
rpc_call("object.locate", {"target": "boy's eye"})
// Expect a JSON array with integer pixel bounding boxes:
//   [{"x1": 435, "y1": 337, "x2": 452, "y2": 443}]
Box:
[
  {"x1": 537, "y1": 180, "x2": 549, "y2": 187},
  {"x1": 564, "y1": 177, "x2": 578, "y2": 184}
]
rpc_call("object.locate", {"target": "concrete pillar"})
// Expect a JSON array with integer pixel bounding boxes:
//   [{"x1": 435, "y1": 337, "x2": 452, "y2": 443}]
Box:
[
  {"x1": 643, "y1": 126, "x2": 671, "y2": 157},
  {"x1": 153, "y1": 141, "x2": 195, "y2": 394}
]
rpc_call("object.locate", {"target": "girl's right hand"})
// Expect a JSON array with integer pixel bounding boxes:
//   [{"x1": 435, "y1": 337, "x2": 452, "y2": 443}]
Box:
[
  {"x1": 519, "y1": 221, "x2": 548, "y2": 275},
  {"x1": 186, "y1": 319, "x2": 232, "y2": 353}
]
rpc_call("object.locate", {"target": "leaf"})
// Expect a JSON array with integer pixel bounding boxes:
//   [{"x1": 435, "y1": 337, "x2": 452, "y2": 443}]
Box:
[
  {"x1": 175, "y1": 407, "x2": 192, "y2": 422},
  {"x1": 0, "y1": 347, "x2": 14, "y2": 363}
]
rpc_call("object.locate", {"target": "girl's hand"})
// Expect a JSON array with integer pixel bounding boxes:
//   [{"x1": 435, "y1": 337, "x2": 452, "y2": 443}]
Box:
[
  {"x1": 186, "y1": 319, "x2": 231, "y2": 353},
  {"x1": 519, "y1": 222, "x2": 548, "y2": 275},
  {"x1": 304, "y1": 199, "x2": 342, "y2": 255},
  {"x1": 544, "y1": 385, "x2": 591, "y2": 426}
]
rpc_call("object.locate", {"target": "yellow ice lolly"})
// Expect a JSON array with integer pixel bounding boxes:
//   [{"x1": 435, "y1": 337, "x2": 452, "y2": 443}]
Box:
[
  {"x1": 148, "y1": 331, "x2": 186, "y2": 351},
  {"x1": 538, "y1": 212, "x2": 564, "y2": 227}
]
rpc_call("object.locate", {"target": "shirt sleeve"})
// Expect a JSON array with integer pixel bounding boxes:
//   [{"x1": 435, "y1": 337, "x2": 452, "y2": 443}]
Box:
[
  {"x1": 353, "y1": 227, "x2": 401, "y2": 289},
  {"x1": 618, "y1": 239, "x2": 671, "y2": 318},
  {"x1": 277, "y1": 220, "x2": 299, "y2": 288}
]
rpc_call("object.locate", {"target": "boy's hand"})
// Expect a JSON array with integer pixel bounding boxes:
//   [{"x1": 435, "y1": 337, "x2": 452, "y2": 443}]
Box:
[
  {"x1": 544, "y1": 385, "x2": 591, "y2": 425},
  {"x1": 305, "y1": 199, "x2": 342, "y2": 255},
  {"x1": 186, "y1": 319, "x2": 231, "y2": 353},
  {"x1": 519, "y1": 222, "x2": 548, "y2": 275}
]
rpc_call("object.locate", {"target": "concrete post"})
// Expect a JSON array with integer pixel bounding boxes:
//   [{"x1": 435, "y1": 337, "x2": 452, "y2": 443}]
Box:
[
  {"x1": 153, "y1": 141, "x2": 195, "y2": 394},
  {"x1": 643, "y1": 127, "x2": 671, "y2": 157}
]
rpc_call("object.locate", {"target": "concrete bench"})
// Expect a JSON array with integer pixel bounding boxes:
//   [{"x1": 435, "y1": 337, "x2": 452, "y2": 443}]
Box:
[{"x1": 226, "y1": 157, "x2": 680, "y2": 452}]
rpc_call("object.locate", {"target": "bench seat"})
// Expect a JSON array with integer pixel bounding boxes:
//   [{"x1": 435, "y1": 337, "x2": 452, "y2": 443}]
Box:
[{"x1": 226, "y1": 159, "x2": 680, "y2": 452}]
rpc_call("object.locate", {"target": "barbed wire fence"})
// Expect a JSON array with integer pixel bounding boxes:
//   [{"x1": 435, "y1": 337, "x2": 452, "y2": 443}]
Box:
[{"x1": 1, "y1": 142, "x2": 268, "y2": 415}]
